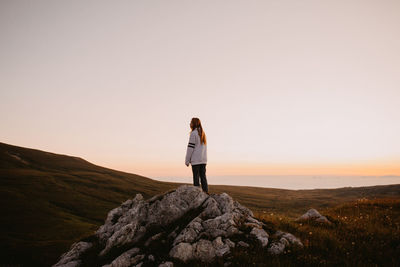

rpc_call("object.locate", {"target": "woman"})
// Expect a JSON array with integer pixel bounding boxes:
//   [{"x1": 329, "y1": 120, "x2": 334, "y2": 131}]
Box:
[{"x1": 185, "y1": 117, "x2": 208, "y2": 193}]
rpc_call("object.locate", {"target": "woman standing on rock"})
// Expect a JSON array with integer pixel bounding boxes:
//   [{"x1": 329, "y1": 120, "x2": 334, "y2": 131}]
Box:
[{"x1": 185, "y1": 117, "x2": 208, "y2": 194}]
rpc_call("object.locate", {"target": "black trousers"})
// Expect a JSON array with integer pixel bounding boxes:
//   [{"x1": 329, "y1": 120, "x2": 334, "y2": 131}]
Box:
[{"x1": 191, "y1": 163, "x2": 208, "y2": 193}]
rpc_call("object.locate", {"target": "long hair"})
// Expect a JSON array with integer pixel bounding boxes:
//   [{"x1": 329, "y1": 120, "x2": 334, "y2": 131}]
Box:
[{"x1": 189, "y1": 117, "x2": 207, "y2": 145}]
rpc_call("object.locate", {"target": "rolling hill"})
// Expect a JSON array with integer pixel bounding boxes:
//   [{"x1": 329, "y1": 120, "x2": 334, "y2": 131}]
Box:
[{"x1": 0, "y1": 141, "x2": 399, "y2": 266}]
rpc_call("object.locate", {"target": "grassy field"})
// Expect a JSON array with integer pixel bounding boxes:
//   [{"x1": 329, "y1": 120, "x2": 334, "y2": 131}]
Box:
[
  {"x1": 1, "y1": 142, "x2": 399, "y2": 266},
  {"x1": 181, "y1": 198, "x2": 400, "y2": 267},
  {"x1": 248, "y1": 197, "x2": 400, "y2": 266}
]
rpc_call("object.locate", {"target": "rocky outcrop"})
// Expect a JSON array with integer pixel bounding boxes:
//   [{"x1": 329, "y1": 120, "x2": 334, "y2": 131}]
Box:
[
  {"x1": 295, "y1": 208, "x2": 331, "y2": 224},
  {"x1": 53, "y1": 185, "x2": 303, "y2": 266}
]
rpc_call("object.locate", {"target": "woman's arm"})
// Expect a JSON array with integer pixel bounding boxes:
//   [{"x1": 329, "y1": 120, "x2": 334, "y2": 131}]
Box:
[{"x1": 185, "y1": 132, "x2": 196, "y2": 166}]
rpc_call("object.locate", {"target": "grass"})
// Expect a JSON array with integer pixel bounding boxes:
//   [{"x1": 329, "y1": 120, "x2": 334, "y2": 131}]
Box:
[
  {"x1": 0, "y1": 141, "x2": 399, "y2": 266},
  {"x1": 182, "y1": 198, "x2": 400, "y2": 267},
  {"x1": 247, "y1": 197, "x2": 400, "y2": 266},
  {"x1": 0, "y1": 142, "x2": 177, "y2": 266}
]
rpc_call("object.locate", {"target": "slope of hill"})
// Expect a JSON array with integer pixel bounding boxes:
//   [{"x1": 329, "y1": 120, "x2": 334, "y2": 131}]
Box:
[
  {"x1": 0, "y1": 141, "x2": 399, "y2": 266},
  {"x1": 0, "y1": 142, "x2": 178, "y2": 267}
]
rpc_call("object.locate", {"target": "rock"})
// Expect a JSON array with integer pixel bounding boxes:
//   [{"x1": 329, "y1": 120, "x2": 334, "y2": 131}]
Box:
[
  {"x1": 281, "y1": 232, "x2": 304, "y2": 248},
  {"x1": 52, "y1": 241, "x2": 92, "y2": 267},
  {"x1": 159, "y1": 262, "x2": 174, "y2": 267},
  {"x1": 169, "y1": 242, "x2": 194, "y2": 262},
  {"x1": 200, "y1": 196, "x2": 222, "y2": 218},
  {"x1": 102, "y1": 248, "x2": 142, "y2": 267},
  {"x1": 193, "y1": 239, "x2": 216, "y2": 262},
  {"x1": 225, "y1": 238, "x2": 235, "y2": 248},
  {"x1": 279, "y1": 237, "x2": 290, "y2": 247},
  {"x1": 173, "y1": 217, "x2": 203, "y2": 246},
  {"x1": 237, "y1": 241, "x2": 250, "y2": 247},
  {"x1": 53, "y1": 185, "x2": 303, "y2": 266},
  {"x1": 250, "y1": 227, "x2": 269, "y2": 247},
  {"x1": 295, "y1": 208, "x2": 331, "y2": 224},
  {"x1": 212, "y1": 237, "x2": 231, "y2": 257},
  {"x1": 268, "y1": 240, "x2": 286, "y2": 255},
  {"x1": 268, "y1": 230, "x2": 304, "y2": 255},
  {"x1": 144, "y1": 232, "x2": 163, "y2": 247}
]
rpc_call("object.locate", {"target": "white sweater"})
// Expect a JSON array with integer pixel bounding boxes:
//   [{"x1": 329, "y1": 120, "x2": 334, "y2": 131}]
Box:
[{"x1": 185, "y1": 128, "x2": 207, "y2": 165}]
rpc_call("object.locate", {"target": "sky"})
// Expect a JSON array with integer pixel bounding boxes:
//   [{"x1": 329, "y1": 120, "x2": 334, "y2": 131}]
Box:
[{"x1": 1, "y1": 0, "x2": 399, "y2": 180}]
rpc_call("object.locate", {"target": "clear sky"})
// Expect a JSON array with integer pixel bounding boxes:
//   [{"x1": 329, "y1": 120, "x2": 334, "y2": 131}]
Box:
[{"x1": 1, "y1": 0, "x2": 399, "y2": 179}]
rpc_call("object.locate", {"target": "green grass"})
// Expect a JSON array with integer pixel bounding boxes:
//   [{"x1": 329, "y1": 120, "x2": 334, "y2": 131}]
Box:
[{"x1": 0, "y1": 141, "x2": 399, "y2": 266}]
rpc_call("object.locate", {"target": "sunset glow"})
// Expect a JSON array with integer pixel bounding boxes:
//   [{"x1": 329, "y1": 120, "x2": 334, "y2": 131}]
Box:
[{"x1": 1, "y1": 1, "x2": 399, "y2": 181}]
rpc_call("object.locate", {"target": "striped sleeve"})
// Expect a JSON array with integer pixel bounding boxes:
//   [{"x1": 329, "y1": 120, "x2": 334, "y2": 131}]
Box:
[{"x1": 185, "y1": 132, "x2": 196, "y2": 165}]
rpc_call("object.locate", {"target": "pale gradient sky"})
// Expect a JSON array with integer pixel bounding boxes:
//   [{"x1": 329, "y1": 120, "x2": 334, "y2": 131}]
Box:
[{"x1": 1, "y1": 0, "x2": 399, "y2": 180}]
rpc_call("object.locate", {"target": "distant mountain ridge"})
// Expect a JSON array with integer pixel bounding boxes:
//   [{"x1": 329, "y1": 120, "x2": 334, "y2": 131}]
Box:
[{"x1": 0, "y1": 141, "x2": 399, "y2": 266}]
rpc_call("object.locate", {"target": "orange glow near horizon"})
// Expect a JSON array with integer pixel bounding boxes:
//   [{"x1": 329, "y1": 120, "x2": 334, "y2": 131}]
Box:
[
  {"x1": 106, "y1": 158, "x2": 400, "y2": 178},
  {"x1": 1, "y1": 1, "x2": 399, "y2": 186}
]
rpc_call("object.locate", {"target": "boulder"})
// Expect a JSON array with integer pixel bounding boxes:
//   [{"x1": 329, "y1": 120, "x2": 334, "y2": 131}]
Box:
[
  {"x1": 250, "y1": 227, "x2": 269, "y2": 247},
  {"x1": 168, "y1": 242, "x2": 194, "y2": 262},
  {"x1": 268, "y1": 230, "x2": 304, "y2": 255},
  {"x1": 295, "y1": 208, "x2": 331, "y2": 224},
  {"x1": 52, "y1": 185, "x2": 303, "y2": 266}
]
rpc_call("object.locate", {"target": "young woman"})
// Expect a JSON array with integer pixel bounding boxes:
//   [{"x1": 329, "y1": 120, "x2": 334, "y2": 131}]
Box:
[{"x1": 185, "y1": 117, "x2": 208, "y2": 193}]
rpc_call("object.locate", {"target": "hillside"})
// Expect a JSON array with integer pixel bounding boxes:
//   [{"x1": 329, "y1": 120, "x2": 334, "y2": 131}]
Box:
[
  {"x1": 0, "y1": 142, "x2": 399, "y2": 266},
  {"x1": 0, "y1": 142, "x2": 178, "y2": 267}
]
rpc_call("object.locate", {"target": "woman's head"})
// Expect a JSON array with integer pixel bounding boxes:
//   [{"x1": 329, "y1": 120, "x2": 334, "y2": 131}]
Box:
[{"x1": 190, "y1": 117, "x2": 207, "y2": 145}]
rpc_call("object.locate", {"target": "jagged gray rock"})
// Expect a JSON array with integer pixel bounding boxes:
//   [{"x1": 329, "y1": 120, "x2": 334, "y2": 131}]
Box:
[
  {"x1": 52, "y1": 185, "x2": 303, "y2": 266},
  {"x1": 168, "y1": 242, "x2": 193, "y2": 262},
  {"x1": 268, "y1": 230, "x2": 304, "y2": 255},
  {"x1": 52, "y1": 241, "x2": 92, "y2": 267},
  {"x1": 295, "y1": 208, "x2": 331, "y2": 224},
  {"x1": 102, "y1": 247, "x2": 142, "y2": 267},
  {"x1": 250, "y1": 227, "x2": 269, "y2": 247}
]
